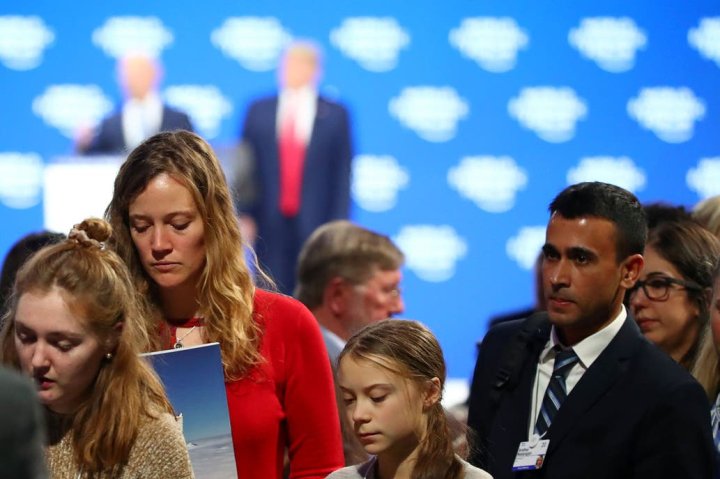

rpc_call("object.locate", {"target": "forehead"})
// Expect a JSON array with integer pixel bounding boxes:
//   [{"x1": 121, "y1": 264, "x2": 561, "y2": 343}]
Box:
[
  {"x1": 338, "y1": 356, "x2": 398, "y2": 386},
  {"x1": 545, "y1": 214, "x2": 618, "y2": 256},
  {"x1": 642, "y1": 245, "x2": 683, "y2": 278},
  {"x1": 16, "y1": 289, "x2": 87, "y2": 333},
  {"x1": 365, "y1": 268, "x2": 402, "y2": 286},
  {"x1": 129, "y1": 173, "x2": 197, "y2": 213}
]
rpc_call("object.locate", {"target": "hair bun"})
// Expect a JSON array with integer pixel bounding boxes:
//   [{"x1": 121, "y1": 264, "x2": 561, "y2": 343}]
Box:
[{"x1": 69, "y1": 218, "x2": 112, "y2": 249}]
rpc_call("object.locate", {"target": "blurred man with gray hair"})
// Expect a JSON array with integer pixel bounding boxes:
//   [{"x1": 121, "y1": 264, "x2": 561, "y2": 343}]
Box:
[{"x1": 295, "y1": 220, "x2": 404, "y2": 364}]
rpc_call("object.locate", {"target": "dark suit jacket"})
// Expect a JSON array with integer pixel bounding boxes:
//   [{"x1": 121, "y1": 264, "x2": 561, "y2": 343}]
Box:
[
  {"x1": 467, "y1": 314, "x2": 714, "y2": 479},
  {"x1": 0, "y1": 367, "x2": 47, "y2": 478},
  {"x1": 84, "y1": 105, "x2": 194, "y2": 155},
  {"x1": 239, "y1": 94, "x2": 352, "y2": 293}
]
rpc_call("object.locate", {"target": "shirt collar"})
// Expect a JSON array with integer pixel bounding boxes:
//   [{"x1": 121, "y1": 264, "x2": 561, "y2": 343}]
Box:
[
  {"x1": 541, "y1": 304, "x2": 627, "y2": 369},
  {"x1": 125, "y1": 91, "x2": 161, "y2": 110}
]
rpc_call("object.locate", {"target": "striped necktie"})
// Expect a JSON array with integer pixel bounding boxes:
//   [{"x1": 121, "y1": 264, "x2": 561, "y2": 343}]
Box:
[
  {"x1": 711, "y1": 393, "x2": 720, "y2": 452},
  {"x1": 534, "y1": 348, "x2": 579, "y2": 437}
]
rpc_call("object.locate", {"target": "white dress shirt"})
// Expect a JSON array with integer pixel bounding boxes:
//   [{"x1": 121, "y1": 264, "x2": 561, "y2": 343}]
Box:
[
  {"x1": 528, "y1": 305, "x2": 627, "y2": 438},
  {"x1": 122, "y1": 92, "x2": 163, "y2": 150},
  {"x1": 277, "y1": 86, "x2": 317, "y2": 146}
]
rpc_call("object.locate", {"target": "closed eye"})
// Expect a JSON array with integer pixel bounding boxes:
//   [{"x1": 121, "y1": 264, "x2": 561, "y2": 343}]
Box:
[
  {"x1": 15, "y1": 330, "x2": 35, "y2": 344},
  {"x1": 131, "y1": 223, "x2": 150, "y2": 234},
  {"x1": 371, "y1": 395, "x2": 387, "y2": 403},
  {"x1": 172, "y1": 223, "x2": 190, "y2": 231},
  {"x1": 55, "y1": 340, "x2": 74, "y2": 352}
]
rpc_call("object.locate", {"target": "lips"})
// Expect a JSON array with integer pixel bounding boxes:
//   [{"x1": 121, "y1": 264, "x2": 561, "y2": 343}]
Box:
[
  {"x1": 635, "y1": 318, "x2": 658, "y2": 332},
  {"x1": 151, "y1": 262, "x2": 179, "y2": 272},
  {"x1": 34, "y1": 375, "x2": 54, "y2": 390},
  {"x1": 357, "y1": 432, "x2": 380, "y2": 443},
  {"x1": 548, "y1": 295, "x2": 574, "y2": 307}
]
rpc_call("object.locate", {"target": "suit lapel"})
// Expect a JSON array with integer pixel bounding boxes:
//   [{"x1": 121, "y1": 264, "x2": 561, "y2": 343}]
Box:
[
  {"x1": 546, "y1": 317, "x2": 640, "y2": 452},
  {"x1": 304, "y1": 97, "x2": 328, "y2": 168},
  {"x1": 496, "y1": 318, "x2": 551, "y2": 448}
]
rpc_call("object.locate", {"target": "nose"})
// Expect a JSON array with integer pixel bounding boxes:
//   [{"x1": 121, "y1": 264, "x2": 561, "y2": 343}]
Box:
[
  {"x1": 390, "y1": 294, "x2": 405, "y2": 316},
  {"x1": 351, "y1": 399, "x2": 371, "y2": 425},
  {"x1": 151, "y1": 227, "x2": 172, "y2": 257},
  {"x1": 629, "y1": 284, "x2": 649, "y2": 313},
  {"x1": 30, "y1": 342, "x2": 50, "y2": 371},
  {"x1": 547, "y1": 259, "x2": 570, "y2": 292}
]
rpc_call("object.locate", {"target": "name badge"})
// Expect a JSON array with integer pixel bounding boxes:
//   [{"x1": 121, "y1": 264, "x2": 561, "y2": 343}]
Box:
[{"x1": 512, "y1": 435, "x2": 549, "y2": 471}]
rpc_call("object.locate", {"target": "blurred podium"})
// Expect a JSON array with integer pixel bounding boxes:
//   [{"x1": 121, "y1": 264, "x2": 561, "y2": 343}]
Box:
[{"x1": 43, "y1": 155, "x2": 124, "y2": 233}]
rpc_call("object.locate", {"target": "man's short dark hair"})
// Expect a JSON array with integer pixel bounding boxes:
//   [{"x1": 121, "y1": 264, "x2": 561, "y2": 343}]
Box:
[{"x1": 549, "y1": 182, "x2": 647, "y2": 261}]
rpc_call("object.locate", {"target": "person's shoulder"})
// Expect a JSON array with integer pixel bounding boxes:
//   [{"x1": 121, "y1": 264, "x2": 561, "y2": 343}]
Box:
[
  {"x1": 253, "y1": 288, "x2": 303, "y2": 311},
  {"x1": 162, "y1": 104, "x2": 191, "y2": 119},
  {"x1": 460, "y1": 457, "x2": 494, "y2": 479},
  {"x1": 632, "y1": 334, "x2": 701, "y2": 388},
  {"x1": 249, "y1": 95, "x2": 278, "y2": 109},
  {"x1": 253, "y1": 289, "x2": 315, "y2": 329},
  {"x1": 325, "y1": 464, "x2": 364, "y2": 478},
  {"x1": 319, "y1": 95, "x2": 349, "y2": 111},
  {"x1": 130, "y1": 412, "x2": 192, "y2": 477},
  {"x1": 483, "y1": 314, "x2": 545, "y2": 345},
  {"x1": 136, "y1": 411, "x2": 183, "y2": 440}
]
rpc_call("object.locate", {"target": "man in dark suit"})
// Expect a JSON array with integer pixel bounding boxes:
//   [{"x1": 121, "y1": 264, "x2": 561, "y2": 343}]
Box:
[
  {"x1": 467, "y1": 182, "x2": 715, "y2": 479},
  {"x1": 238, "y1": 41, "x2": 353, "y2": 294},
  {"x1": 77, "y1": 54, "x2": 193, "y2": 155}
]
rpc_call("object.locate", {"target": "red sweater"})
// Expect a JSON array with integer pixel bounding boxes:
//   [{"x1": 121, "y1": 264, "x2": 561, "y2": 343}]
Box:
[{"x1": 226, "y1": 289, "x2": 343, "y2": 478}]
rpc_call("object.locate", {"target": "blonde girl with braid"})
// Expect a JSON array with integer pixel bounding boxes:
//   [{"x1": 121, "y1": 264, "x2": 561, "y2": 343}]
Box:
[{"x1": 329, "y1": 319, "x2": 492, "y2": 479}]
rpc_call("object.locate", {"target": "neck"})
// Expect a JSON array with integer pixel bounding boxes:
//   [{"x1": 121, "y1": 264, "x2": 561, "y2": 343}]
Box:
[
  {"x1": 311, "y1": 307, "x2": 351, "y2": 342},
  {"x1": 159, "y1": 284, "x2": 200, "y2": 320},
  {"x1": 558, "y1": 302, "x2": 622, "y2": 346},
  {"x1": 669, "y1": 322, "x2": 700, "y2": 368},
  {"x1": 377, "y1": 436, "x2": 421, "y2": 479}
]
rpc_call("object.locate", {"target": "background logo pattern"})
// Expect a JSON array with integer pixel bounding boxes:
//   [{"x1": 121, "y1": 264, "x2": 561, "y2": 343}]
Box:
[{"x1": 1, "y1": 3, "x2": 718, "y2": 382}]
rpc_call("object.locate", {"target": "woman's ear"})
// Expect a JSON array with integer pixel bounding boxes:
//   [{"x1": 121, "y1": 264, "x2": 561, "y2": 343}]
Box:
[
  {"x1": 106, "y1": 321, "x2": 123, "y2": 353},
  {"x1": 422, "y1": 377, "x2": 442, "y2": 410}
]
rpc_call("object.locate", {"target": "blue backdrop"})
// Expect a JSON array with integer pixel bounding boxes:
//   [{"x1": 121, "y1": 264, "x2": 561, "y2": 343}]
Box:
[{"x1": 2, "y1": 1, "x2": 719, "y2": 386}]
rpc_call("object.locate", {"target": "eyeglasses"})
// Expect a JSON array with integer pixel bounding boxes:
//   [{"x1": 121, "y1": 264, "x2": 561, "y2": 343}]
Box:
[{"x1": 628, "y1": 276, "x2": 702, "y2": 302}]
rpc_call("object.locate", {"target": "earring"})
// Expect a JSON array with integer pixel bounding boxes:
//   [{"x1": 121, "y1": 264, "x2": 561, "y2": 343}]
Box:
[{"x1": 105, "y1": 352, "x2": 113, "y2": 360}]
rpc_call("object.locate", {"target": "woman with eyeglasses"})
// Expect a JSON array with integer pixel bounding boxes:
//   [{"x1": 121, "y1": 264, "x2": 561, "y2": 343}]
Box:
[{"x1": 628, "y1": 220, "x2": 720, "y2": 370}]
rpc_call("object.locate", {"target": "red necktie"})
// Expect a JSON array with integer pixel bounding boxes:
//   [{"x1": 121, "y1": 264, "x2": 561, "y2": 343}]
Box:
[{"x1": 278, "y1": 97, "x2": 306, "y2": 217}]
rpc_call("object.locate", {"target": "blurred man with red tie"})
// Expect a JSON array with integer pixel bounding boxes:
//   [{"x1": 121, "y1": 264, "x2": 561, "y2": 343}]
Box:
[{"x1": 239, "y1": 40, "x2": 353, "y2": 294}]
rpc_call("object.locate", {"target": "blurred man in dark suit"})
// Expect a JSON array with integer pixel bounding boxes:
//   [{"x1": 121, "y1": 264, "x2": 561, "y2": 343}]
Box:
[
  {"x1": 238, "y1": 41, "x2": 353, "y2": 294},
  {"x1": 77, "y1": 54, "x2": 193, "y2": 155}
]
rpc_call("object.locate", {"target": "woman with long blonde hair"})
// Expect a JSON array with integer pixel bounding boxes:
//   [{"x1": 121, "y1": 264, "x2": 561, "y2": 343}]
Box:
[
  {"x1": 105, "y1": 130, "x2": 343, "y2": 478},
  {"x1": 0, "y1": 218, "x2": 192, "y2": 478}
]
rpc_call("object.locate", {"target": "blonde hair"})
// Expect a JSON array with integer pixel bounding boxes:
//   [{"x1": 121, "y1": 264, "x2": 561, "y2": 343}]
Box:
[
  {"x1": 693, "y1": 195, "x2": 720, "y2": 238},
  {"x1": 105, "y1": 130, "x2": 261, "y2": 379},
  {"x1": 339, "y1": 320, "x2": 464, "y2": 479},
  {"x1": 0, "y1": 218, "x2": 173, "y2": 474},
  {"x1": 691, "y1": 261, "x2": 720, "y2": 400}
]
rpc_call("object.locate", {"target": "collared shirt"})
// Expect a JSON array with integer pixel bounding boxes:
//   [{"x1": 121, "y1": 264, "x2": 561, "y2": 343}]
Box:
[
  {"x1": 528, "y1": 305, "x2": 627, "y2": 438},
  {"x1": 122, "y1": 92, "x2": 163, "y2": 150},
  {"x1": 277, "y1": 86, "x2": 317, "y2": 145}
]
